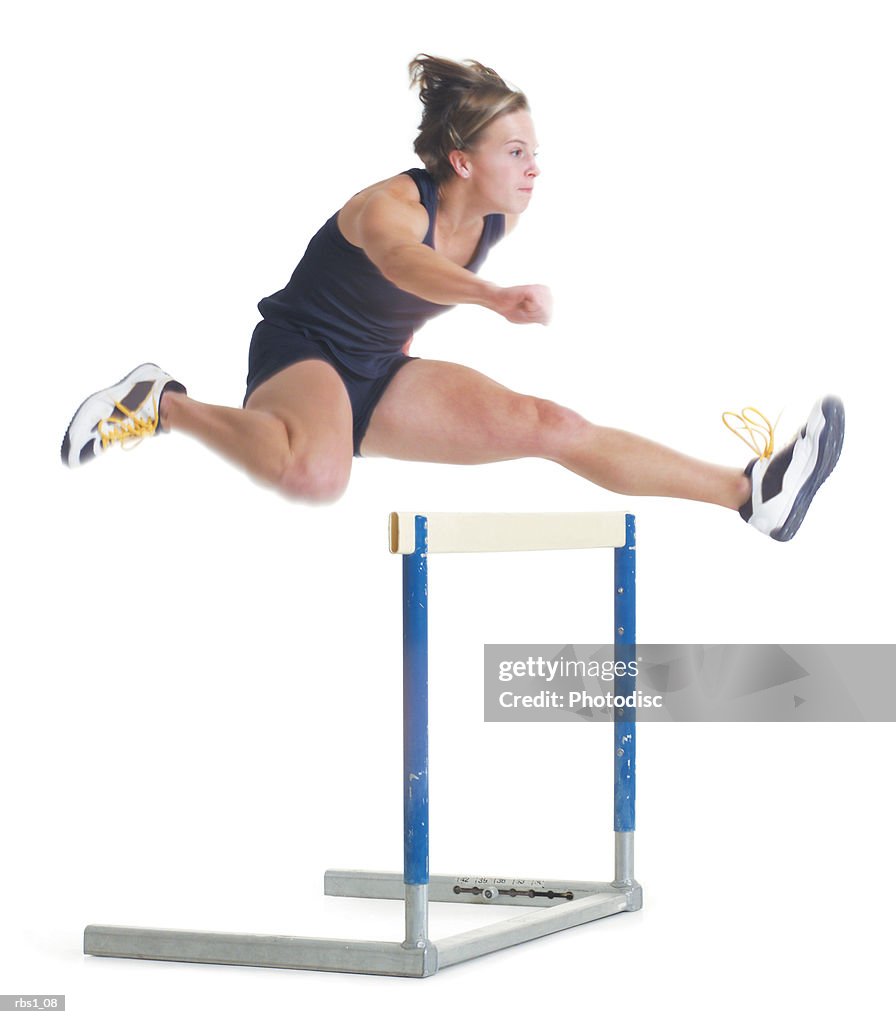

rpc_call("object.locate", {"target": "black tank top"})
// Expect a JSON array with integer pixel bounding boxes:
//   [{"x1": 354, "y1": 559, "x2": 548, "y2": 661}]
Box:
[{"x1": 256, "y1": 168, "x2": 505, "y2": 377}]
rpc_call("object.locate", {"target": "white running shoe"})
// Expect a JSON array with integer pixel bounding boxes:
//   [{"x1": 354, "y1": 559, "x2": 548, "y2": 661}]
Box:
[
  {"x1": 732, "y1": 396, "x2": 845, "y2": 541},
  {"x1": 61, "y1": 363, "x2": 186, "y2": 467}
]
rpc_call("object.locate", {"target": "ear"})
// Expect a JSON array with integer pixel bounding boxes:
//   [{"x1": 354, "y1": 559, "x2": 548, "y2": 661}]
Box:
[{"x1": 448, "y1": 149, "x2": 472, "y2": 179}]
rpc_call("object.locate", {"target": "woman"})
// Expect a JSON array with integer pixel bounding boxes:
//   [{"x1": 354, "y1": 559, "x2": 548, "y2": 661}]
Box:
[{"x1": 61, "y1": 55, "x2": 843, "y2": 542}]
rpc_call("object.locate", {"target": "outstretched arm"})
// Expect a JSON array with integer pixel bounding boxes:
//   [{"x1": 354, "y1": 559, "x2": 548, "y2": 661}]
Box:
[{"x1": 352, "y1": 188, "x2": 552, "y2": 325}]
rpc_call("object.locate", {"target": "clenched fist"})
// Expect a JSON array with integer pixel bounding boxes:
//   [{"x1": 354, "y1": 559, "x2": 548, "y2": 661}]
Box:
[{"x1": 492, "y1": 284, "x2": 553, "y2": 325}]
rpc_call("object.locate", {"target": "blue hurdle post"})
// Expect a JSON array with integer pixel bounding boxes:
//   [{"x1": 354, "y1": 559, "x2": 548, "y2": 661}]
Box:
[
  {"x1": 402, "y1": 515, "x2": 429, "y2": 948},
  {"x1": 613, "y1": 513, "x2": 636, "y2": 885}
]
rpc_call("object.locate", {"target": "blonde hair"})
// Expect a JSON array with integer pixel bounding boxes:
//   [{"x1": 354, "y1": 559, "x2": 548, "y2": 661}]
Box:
[{"x1": 409, "y1": 54, "x2": 529, "y2": 185}]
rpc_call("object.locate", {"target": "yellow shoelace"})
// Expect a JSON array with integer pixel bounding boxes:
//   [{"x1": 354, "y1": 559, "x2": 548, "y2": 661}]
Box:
[
  {"x1": 722, "y1": 406, "x2": 780, "y2": 461},
  {"x1": 98, "y1": 397, "x2": 159, "y2": 450}
]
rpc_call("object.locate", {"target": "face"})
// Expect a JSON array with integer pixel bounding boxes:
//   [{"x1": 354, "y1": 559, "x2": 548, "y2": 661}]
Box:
[{"x1": 459, "y1": 109, "x2": 540, "y2": 214}]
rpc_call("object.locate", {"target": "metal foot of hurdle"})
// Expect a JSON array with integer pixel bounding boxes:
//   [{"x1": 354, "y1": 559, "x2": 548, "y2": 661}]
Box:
[{"x1": 84, "y1": 511, "x2": 640, "y2": 978}]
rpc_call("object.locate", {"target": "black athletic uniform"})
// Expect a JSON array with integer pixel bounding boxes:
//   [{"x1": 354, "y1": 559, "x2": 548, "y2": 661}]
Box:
[{"x1": 245, "y1": 167, "x2": 505, "y2": 454}]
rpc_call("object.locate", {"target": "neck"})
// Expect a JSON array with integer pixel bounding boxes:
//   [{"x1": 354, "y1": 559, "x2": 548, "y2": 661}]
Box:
[{"x1": 436, "y1": 176, "x2": 489, "y2": 233}]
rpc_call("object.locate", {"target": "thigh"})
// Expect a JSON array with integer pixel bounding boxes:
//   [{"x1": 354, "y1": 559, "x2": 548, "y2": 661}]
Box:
[
  {"x1": 361, "y1": 358, "x2": 547, "y2": 463},
  {"x1": 246, "y1": 359, "x2": 354, "y2": 464}
]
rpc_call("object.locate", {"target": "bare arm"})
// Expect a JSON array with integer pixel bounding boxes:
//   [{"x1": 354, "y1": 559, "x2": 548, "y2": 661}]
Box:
[{"x1": 352, "y1": 188, "x2": 552, "y2": 325}]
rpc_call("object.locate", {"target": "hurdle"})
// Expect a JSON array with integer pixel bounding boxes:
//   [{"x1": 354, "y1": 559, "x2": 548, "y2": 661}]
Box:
[{"x1": 84, "y1": 511, "x2": 640, "y2": 978}]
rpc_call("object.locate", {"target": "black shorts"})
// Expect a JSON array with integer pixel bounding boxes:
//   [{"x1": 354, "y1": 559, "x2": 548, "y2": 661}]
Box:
[{"x1": 244, "y1": 320, "x2": 416, "y2": 456}]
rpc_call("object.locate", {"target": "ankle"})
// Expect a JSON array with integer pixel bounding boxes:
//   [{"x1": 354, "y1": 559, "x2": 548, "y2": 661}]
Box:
[
  {"x1": 732, "y1": 471, "x2": 751, "y2": 510},
  {"x1": 159, "y1": 388, "x2": 183, "y2": 431}
]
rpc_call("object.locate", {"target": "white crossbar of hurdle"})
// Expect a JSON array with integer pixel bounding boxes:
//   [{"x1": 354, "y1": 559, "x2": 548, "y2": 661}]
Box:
[{"x1": 84, "y1": 511, "x2": 640, "y2": 978}]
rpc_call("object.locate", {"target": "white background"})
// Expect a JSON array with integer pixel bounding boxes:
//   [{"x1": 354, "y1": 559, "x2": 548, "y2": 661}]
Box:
[{"x1": 2, "y1": 1, "x2": 894, "y2": 1020}]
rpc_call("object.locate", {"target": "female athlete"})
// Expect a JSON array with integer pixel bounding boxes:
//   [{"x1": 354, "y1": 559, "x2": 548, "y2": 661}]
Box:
[{"x1": 61, "y1": 54, "x2": 843, "y2": 541}]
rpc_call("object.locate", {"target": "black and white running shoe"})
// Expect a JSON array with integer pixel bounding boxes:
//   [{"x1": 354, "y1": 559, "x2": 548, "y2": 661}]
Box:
[
  {"x1": 733, "y1": 396, "x2": 845, "y2": 542},
  {"x1": 61, "y1": 363, "x2": 186, "y2": 468}
]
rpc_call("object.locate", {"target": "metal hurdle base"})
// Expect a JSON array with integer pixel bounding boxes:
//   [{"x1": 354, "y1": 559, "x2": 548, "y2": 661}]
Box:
[
  {"x1": 83, "y1": 869, "x2": 641, "y2": 978},
  {"x1": 83, "y1": 922, "x2": 438, "y2": 979}
]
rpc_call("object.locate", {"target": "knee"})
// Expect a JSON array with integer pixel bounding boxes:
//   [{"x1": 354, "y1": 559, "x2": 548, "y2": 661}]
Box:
[
  {"x1": 276, "y1": 452, "x2": 350, "y2": 504},
  {"x1": 524, "y1": 396, "x2": 590, "y2": 458}
]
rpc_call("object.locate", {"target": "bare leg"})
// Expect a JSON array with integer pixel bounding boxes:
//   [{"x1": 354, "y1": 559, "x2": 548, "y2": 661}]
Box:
[
  {"x1": 160, "y1": 360, "x2": 354, "y2": 502},
  {"x1": 363, "y1": 360, "x2": 750, "y2": 509}
]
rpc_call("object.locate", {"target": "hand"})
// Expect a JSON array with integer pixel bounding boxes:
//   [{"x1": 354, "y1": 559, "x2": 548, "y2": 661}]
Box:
[{"x1": 494, "y1": 284, "x2": 553, "y2": 325}]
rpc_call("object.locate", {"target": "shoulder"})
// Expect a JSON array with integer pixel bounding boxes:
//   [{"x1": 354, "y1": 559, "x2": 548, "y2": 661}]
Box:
[
  {"x1": 338, "y1": 173, "x2": 428, "y2": 248},
  {"x1": 354, "y1": 171, "x2": 425, "y2": 204}
]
